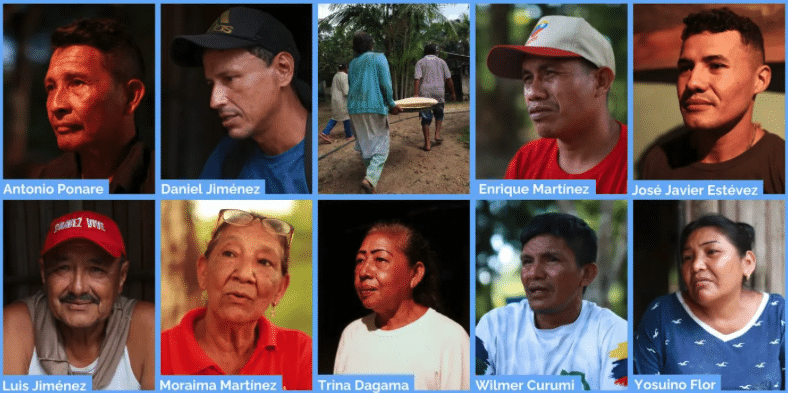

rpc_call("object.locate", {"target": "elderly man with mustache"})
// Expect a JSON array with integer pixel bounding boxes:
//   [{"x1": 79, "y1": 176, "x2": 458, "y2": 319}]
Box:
[
  {"x1": 3, "y1": 211, "x2": 154, "y2": 390},
  {"x1": 487, "y1": 15, "x2": 627, "y2": 194}
]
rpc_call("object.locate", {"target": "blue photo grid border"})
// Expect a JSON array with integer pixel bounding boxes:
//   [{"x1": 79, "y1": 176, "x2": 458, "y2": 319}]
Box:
[{"x1": 0, "y1": 1, "x2": 785, "y2": 392}]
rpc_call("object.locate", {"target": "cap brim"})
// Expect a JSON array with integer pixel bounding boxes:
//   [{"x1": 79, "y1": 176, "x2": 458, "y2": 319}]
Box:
[
  {"x1": 172, "y1": 34, "x2": 258, "y2": 67},
  {"x1": 487, "y1": 45, "x2": 582, "y2": 79},
  {"x1": 40, "y1": 236, "x2": 123, "y2": 259}
]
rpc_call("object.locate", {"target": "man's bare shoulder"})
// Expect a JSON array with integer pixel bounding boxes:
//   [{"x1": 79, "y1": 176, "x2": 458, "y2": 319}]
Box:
[
  {"x1": 128, "y1": 300, "x2": 155, "y2": 389},
  {"x1": 4, "y1": 302, "x2": 33, "y2": 334},
  {"x1": 130, "y1": 300, "x2": 155, "y2": 333},
  {"x1": 4, "y1": 301, "x2": 34, "y2": 374}
]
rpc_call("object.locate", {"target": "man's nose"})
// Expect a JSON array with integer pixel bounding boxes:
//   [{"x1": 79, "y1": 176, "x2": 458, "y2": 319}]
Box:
[
  {"x1": 209, "y1": 84, "x2": 228, "y2": 110},
  {"x1": 68, "y1": 269, "x2": 85, "y2": 294},
  {"x1": 685, "y1": 67, "x2": 709, "y2": 92},
  {"x1": 524, "y1": 77, "x2": 548, "y2": 102},
  {"x1": 47, "y1": 86, "x2": 71, "y2": 117},
  {"x1": 522, "y1": 260, "x2": 546, "y2": 279}
]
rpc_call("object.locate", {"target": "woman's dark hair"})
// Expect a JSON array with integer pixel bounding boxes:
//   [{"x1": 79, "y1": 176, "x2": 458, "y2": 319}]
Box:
[
  {"x1": 353, "y1": 31, "x2": 374, "y2": 56},
  {"x1": 678, "y1": 214, "x2": 755, "y2": 262},
  {"x1": 366, "y1": 222, "x2": 440, "y2": 309},
  {"x1": 204, "y1": 222, "x2": 291, "y2": 275}
]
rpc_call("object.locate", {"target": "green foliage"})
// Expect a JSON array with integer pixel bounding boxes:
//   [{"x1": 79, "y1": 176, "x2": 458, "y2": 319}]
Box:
[
  {"x1": 318, "y1": 20, "x2": 355, "y2": 87},
  {"x1": 319, "y1": 4, "x2": 469, "y2": 99},
  {"x1": 192, "y1": 201, "x2": 313, "y2": 336},
  {"x1": 476, "y1": 200, "x2": 627, "y2": 322},
  {"x1": 476, "y1": 4, "x2": 628, "y2": 158}
]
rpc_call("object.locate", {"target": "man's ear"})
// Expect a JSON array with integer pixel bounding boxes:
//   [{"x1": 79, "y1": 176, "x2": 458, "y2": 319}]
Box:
[
  {"x1": 580, "y1": 262, "x2": 598, "y2": 287},
  {"x1": 594, "y1": 67, "x2": 615, "y2": 97},
  {"x1": 272, "y1": 52, "x2": 295, "y2": 87},
  {"x1": 124, "y1": 79, "x2": 146, "y2": 115},
  {"x1": 753, "y1": 64, "x2": 771, "y2": 96},
  {"x1": 118, "y1": 259, "x2": 130, "y2": 294}
]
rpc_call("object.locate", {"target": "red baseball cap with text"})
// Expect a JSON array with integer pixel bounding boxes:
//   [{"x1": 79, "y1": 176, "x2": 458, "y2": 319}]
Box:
[{"x1": 41, "y1": 211, "x2": 125, "y2": 258}]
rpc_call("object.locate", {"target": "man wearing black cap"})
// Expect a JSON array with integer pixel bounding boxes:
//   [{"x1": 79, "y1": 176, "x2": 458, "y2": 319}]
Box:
[
  {"x1": 3, "y1": 211, "x2": 154, "y2": 390},
  {"x1": 487, "y1": 15, "x2": 627, "y2": 194},
  {"x1": 172, "y1": 6, "x2": 311, "y2": 194}
]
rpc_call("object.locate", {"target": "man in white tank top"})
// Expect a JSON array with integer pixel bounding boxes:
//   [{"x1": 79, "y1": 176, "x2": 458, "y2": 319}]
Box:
[{"x1": 3, "y1": 210, "x2": 154, "y2": 390}]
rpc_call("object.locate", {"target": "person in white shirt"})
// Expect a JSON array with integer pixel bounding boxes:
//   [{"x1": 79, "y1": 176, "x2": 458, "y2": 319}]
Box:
[
  {"x1": 334, "y1": 222, "x2": 470, "y2": 390},
  {"x1": 476, "y1": 213, "x2": 627, "y2": 390}
]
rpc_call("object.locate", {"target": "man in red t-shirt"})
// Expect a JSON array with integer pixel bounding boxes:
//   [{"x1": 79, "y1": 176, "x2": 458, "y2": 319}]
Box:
[{"x1": 487, "y1": 15, "x2": 627, "y2": 194}]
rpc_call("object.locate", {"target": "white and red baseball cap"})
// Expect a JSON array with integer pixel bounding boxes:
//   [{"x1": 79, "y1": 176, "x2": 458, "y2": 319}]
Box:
[
  {"x1": 41, "y1": 211, "x2": 125, "y2": 258},
  {"x1": 487, "y1": 15, "x2": 616, "y2": 80}
]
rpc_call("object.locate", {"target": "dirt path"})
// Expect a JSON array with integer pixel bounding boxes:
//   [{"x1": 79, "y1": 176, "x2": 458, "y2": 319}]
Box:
[{"x1": 318, "y1": 101, "x2": 470, "y2": 194}]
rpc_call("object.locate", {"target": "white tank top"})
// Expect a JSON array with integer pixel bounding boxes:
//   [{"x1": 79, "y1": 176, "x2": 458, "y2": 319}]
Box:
[{"x1": 28, "y1": 347, "x2": 141, "y2": 390}]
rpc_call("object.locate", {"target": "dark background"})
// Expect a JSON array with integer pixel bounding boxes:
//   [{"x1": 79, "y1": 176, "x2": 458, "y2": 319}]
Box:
[
  {"x1": 4, "y1": 200, "x2": 155, "y2": 305},
  {"x1": 3, "y1": 4, "x2": 155, "y2": 179},
  {"x1": 160, "y1": 4, "x2": 312, "y2": 179},
  {"x1": 317, "y1": 200, "x2": 470, "y2": 374}
]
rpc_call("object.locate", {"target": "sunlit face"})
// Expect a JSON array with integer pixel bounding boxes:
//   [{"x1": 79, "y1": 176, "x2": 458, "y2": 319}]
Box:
[
  {"x1": 520, "y1": 234, "x2": 588, "y2": 314},
  {"x1": 677, "y1": 31, "x2": 767, "y2": 131},
  {"x1": 45, "y1": 45, "x2": 129, "y2": 152},
  {"x1": 40, "y1": 239, "x2": 127, "y2": 329},
  {"x1": 521, "y1": 57, "x2": 599, "y2": 140},
  {"x1": 354, "y1": 232, "x2": 421, "y2": 315},
  {"x1": 203, "y1": 48, "x2": 281, "y2": 140},
  {"x1": 681, "y1": 226, "x2": 753, "y2": 306},
  {"x1": 198, "y1": 224, "x2": 289, "y2": 324}
]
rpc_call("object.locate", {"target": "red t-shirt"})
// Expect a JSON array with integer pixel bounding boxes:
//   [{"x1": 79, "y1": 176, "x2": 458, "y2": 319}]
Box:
[
  {"x1": 161, "y1": 307, "x2": 312, "y2": 390},
  {"x1": 504, "y1": 123, "x2": 628, "y2": 194}
]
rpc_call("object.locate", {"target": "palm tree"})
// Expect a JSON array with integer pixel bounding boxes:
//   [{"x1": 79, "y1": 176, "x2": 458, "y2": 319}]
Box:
[{"x1": 324, "y1": 4, "x2": 454, "y2": 99}]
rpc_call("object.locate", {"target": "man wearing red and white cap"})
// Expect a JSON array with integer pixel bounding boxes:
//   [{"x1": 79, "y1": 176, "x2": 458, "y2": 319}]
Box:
[
  {"x1": 487, "y1": 15, "x2": 627, "y2": 194},
  {"x1": 3, "y1": 211, "x2": 154, "y2": 390}
]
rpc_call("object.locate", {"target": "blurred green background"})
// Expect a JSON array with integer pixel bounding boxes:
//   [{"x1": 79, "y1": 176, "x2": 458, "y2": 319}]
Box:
[
  {"x1": 476, "y1": 4, "x2": 628, "y2": 179},
  {"x1": 476, "y1": 200, "x2": 627, "y2": 322},
  {"x1": 161, "y1": 200, "x2": 312, "y2": 336}
]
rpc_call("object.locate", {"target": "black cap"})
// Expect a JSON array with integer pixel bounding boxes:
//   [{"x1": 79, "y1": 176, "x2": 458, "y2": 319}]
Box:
[{"x1": 171, "y1": 6, "x2": 300, "y2": 70}]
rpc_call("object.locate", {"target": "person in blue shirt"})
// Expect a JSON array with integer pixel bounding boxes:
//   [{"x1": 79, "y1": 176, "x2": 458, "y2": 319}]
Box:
[
  {"x1": 171, "y1": 7, "x2": 311, "y2": 194},
  {"x1": 635, "y1": 214, "x2": 785, "y2": 390},
  {"x1": 347, "y1": 31, "x2": 402, "y2": 194}
]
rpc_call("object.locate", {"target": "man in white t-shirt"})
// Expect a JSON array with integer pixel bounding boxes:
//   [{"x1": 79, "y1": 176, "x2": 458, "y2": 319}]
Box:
[{"x1": 476, "y1": 213, "x2": 627, "y2": 390}]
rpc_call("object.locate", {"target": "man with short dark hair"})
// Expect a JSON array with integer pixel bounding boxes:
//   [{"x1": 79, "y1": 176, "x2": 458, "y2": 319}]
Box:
[
  {"x1": 172, "y1": 6, "x2": 311, "y2": 194},
  {"x1": 414, "y1": 43, "x2": 456, "y2": 151},
  {"x1": 39, "y1": 19, "x2": 154, "y2": 194},
  {"x1": 3, "y1": 211, "x2": 154, "y2": 390},
  {"x1": 487, "y1": 16, "x2": 627, "y2": 194},
  {"x1": 476, "y1": 213, "x2": 627, "y2": 389},
  {"x1": 639, "y1": 8, "x2": 785, "y2": 194}
]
